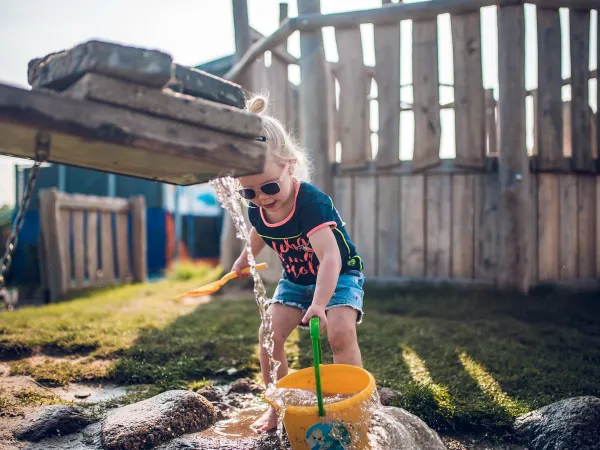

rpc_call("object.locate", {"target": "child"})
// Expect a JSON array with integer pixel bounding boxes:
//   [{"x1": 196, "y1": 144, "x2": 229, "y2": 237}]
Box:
[{"x1": 231, "y1": 94, "x2": 365, "y2": 434}]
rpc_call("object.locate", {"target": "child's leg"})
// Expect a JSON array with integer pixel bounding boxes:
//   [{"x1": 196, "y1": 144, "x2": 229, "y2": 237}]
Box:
[
  {"x1": 252, "y1": 302, "x2": 304, "y2": 433},
  {"x1": 326, "y1": 306, "x2": 362, "y2": 366}
]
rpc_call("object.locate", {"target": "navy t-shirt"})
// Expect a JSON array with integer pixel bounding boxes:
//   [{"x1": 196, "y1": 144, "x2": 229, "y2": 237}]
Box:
[{"x1": 248, "y1": 180, "x2": 363, "y2": 286}]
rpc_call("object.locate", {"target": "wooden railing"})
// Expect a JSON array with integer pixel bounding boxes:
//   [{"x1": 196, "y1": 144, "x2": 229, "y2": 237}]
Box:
[
  {"x1": 38, "y1": 189, "x2": 147, "y2": 301},
  {"x1": 225, "y1": 0, "x2": 599, "y2": 292}
]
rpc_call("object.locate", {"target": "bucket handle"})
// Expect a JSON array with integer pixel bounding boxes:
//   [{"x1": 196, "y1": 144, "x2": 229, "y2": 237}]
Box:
[{"x1": 310, "y1": 317, "x2": 325, "y2": 417}]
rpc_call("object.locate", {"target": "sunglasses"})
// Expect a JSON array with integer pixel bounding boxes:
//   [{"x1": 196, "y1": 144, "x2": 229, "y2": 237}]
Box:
[{"x1": 238, "y1": 163, "x2": 288, "y2": 200}]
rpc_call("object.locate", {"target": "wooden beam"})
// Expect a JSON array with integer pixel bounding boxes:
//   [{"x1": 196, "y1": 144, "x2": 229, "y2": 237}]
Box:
[
  {"x1": 530, "y1": 0, "x2": 599, "y2": 10},
  {"x1": 295, "y1": 0, "x2": 522, "y2": 31},
  {"x1": 0, "y1": 83, "x2": 266, "y2": 185},
  {"x1": 298, "y1": 0, "x2": 332, "y2": 194},
  {"x1": 250, "y1": 27, "x2": 298, "y2": 66},
  {"x1": 497, "y1": 5, "x2": 531, "y2": 292}
]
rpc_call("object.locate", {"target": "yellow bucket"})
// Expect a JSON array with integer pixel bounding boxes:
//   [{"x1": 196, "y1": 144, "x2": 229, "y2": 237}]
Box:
[{"x1": 266, "y1": 317, "x2": 376, "y2": 449}]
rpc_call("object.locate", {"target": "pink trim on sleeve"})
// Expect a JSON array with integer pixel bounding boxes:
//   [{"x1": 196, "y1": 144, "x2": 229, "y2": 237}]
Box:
[{"x1": 307, "y1": 221, "x2": 337, "y2": 237}]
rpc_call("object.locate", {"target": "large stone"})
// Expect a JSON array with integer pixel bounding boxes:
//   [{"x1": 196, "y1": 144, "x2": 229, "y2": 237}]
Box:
[
  {"x1": 227, "y1": 378, "x2": 264, "y2": 395},
  {"x1": 28, "y1": 40, "x2": 173, "y2": 91},
  {"x1": 513, "y1": 396, "x2": 600, "y2": 450},
  {"x1": 100, "y1": 389, "x2": 218, "y2": 450},
  {"x1": 13, "y1": 404, "x2": 94, "y2": 442},
  {"x1": 368, "y1": 406, "x2": 448, "y2": 449},
  {"x1": 170, "y1": 64, "x2": 246, "y2": 109}
]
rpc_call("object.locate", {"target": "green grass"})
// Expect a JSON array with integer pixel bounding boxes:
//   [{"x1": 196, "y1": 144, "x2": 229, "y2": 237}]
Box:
[{"x1": 1, "y1": 275, "x2": 599, "y2": 437}]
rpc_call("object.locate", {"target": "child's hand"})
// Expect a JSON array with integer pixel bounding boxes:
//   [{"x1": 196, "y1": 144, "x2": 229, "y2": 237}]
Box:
[
  {"x1": 302, "y1": 304, "x2": 328, "y2": 334},
  {"x1": 232, "y1": 257, "x2": 251, "y2": 279}
]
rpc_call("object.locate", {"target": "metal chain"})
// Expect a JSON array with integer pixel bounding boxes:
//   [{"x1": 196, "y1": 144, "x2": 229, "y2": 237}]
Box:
[{"x1": 0, "y1": 132, "x2": 51, "y2": 308}]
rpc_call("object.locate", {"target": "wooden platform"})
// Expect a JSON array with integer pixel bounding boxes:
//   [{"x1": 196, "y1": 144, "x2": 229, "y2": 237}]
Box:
[{"x1": 0, "y1": 82, "x2": 266, "y2": 185}]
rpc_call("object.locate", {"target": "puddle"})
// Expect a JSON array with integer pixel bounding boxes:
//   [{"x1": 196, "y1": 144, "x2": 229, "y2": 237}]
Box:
[
  {"x1": 201, "y1": 405, "x2": 268, "y2": 439},
  {"x1": 50, "y1": 382, "x2": 128, "y2": 403}
]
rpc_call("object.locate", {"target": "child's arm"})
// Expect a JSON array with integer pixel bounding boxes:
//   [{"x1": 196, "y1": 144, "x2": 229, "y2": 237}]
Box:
[
  {"x1": 302, "y1": 227, "x2": 342, "y2": 332},
  {"x1": 232, "y1": 227, "x2": 266, "y2": 277}
]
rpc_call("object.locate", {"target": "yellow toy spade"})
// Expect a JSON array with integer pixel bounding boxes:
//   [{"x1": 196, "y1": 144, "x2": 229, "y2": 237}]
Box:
[{"x1": 175, "y1": 263, "x2": 268, "y2": 299}]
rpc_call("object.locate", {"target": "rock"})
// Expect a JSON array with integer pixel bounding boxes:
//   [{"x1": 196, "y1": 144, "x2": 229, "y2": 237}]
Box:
[
  {"x1": 513, "y1": 396, "x2": 600, "y2": 450},
  {"x1": 368, "y1": 406, "x2": 448, "y2": 450},
  {"x1": 24, "y1": 422, "x2": 102, "y2": 450},
  {"x1": 227, "y1": 378, "x2": 264, "y2": 395},
  {"x1": 100, "y1": 389, "x2": 218, "y2": 450},
  {"x1": 13, "y1": 404, "x2": 94, "y2": 442},
  {"x1": 377, "y1": 386, "x2": 400, "y2": 406},
  {"x1": 28, "y1": 40, "x2": 173, "y2": 91},
  {"x1": 196, "y1": 386, "x2": 223, "y2": 403},
  {"x1": 169, "y1": 64, "x2": 245, "y2": 109}
]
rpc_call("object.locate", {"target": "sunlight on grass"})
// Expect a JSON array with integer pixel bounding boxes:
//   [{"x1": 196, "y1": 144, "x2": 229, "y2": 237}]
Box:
[
  {"x1": 401, "y1": 344, "x2": 455, "y2": 415},
  {"x1": 458, "y1": 351, "x2": 529, "y2": 416}
]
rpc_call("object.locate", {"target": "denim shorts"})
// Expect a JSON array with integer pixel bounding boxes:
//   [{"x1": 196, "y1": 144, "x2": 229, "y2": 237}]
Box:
[{"x1": 268, "y1": 270, "x2": 365, "y2": 324}]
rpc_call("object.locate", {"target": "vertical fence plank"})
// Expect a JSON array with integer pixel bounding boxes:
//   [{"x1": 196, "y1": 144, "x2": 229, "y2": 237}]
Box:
[
  {"x1": 353, "y1": 176, "x2": 377, "y2": 276},
  {"x1": 336, "y1": 27, "x2": 370, "y2": 166},
  {"x1": 537, "y1": 174, "x2": 560, "y2": 281},
  {"x1": 597, "y1": 177, "x2": 600, "y2": 278},
  {"x1": 116, "y1": 213, "x2": 130, "y2": 282},
  {"x1": 412, "y1": 19, "x2": 441, "y2": 171},
  {"x1": 374, "y1": 20, "x2": 401, "y2": 166},
  {"x1": 61, "y1": 208, "x2": 72, "y2": 290},
  {"x1": 87, "y1": 211, "x2": 98, "y2": 285},
  {"x1": 426, "y1": 175, "x2": 452, "y2": 277},
  {"x1": 327, "y1": 64, "x2": 337, "y2": 163},
  {"x1": 530, "y1": 173, "x2": 539, "y2": 284},
  {"x1": 452, "y1": 174, "x2": 475, "y2": 278},
  {"x1": 559, "y1": 174, "x2": 578, "y2": 280},
  {"x1": 577, "y1": 176, "x2": 596, "y2": 278},
  {"x1": 333, "y1": 176, "x2": 354, "y2": 234},
  {"x1": 536, "y1": 8, "x2": 563, "y2": 169},
  {"x1": 570, "y1": 10, "x2": 593, "y2": 171},
  {"x1": 497, "y1": 5, "x2": 530, "y2": 292},
  {"x1": 474, "y1": 173, "x2": 499, "y2": 281},
  {"x1": 597, "y1": 16, "x2": 599, "y2": 162},
  {"x1": 400, "y1": 175, "x2": 425, "y2": 276},
  {"x1": 130, "y1": 197, "x2": 147, "y2": 283},
  {"x1": 100, "y1": 212, "x2": 115, "y2": 282},
  {"x1": 268, "y1": 55, "x2": 289, "y2": 123},
  {"x1": 485, "y1": 89, "x2": 498, "y2": 156},
  {"x1": 72, "y1": 210, "x2": 85, "y2": 288},
  {"x1": 452, "y1": 12, "x2": 485, "y2": 167},
  {"x1": 39, "y1": 190, "x2": 67, "y2": 301},
  {"x1": 377, "y1": 175, "x2": 400, "y2": 276}
]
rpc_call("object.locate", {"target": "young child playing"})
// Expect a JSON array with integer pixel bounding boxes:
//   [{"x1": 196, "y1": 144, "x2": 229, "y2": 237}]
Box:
[{"x1": 231, "y1": 94, "x2": 365, "y2": 434}]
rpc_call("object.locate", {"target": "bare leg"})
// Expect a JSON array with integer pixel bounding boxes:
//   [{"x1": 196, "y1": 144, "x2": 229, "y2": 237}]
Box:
[
  {"x1": 326, "y1": 307, "x2": 362, "y2": 366},
  {"x1": 251, "y1": 303, "x2": 304, "y2": 433}
]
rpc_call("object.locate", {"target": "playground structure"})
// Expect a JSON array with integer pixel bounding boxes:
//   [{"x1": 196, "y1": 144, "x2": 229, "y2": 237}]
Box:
[{"x1": 222, "y1": 0, "x2": 600, "y2": 293}]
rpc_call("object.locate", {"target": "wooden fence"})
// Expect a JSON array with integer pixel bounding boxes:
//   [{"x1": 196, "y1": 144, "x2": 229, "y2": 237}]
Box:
[
  {"x1": 230, "y1": 0, "x2": 599, "y2": 292},
  {"x1": 38, "y1": 189, "x2": 147, "y2": 300}
]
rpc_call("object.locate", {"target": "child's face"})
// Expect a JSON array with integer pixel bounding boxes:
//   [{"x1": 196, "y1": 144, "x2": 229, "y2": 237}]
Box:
[{"x1": 237, "y1": 157, "x2": 295, "y2": 212}]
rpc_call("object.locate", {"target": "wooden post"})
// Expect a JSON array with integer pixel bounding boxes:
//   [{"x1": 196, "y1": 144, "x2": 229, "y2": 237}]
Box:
[
  {"x1": 39, "y1": 189, "x2": 67, "y2": 301},
  {"x1": 130, "y1": 196, "x2": 147, "y2": 283},
  {"x1": 298, "y1": 0, "x2": 332, "y2": 194},
  {"x1": 497, "y1": 5, "x2": 531, "y2": 292}
]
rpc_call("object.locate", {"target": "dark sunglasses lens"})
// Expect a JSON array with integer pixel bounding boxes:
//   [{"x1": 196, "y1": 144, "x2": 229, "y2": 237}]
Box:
[
  {"x1": 238, "y1": 189, "x2": 256, "y2": 199},
  {"x1": 261, "y1": 182, "x2": 281, "y2": 196}
]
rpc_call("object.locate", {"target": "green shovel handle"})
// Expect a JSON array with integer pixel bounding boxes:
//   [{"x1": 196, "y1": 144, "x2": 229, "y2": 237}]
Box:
[{"x1": 310, "y1": 317, "x2": 325, "y2": 417}]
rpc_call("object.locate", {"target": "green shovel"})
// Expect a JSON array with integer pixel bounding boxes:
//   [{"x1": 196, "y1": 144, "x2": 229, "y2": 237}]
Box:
[{"x1": 310, "y1": 316, "x2": 325, "y2": 417}]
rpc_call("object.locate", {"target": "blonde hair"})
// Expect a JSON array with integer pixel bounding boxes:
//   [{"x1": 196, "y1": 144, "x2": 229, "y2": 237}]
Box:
[{"x1": 246, "y1": 93, "x2": 312, "y2": 182}]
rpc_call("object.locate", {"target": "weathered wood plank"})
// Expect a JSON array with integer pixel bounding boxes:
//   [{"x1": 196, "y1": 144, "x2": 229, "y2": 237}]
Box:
[
  {"x1": 537, "y1": 174, "x2": 560, "y2": 282},
  {"x1": 0, "y1": 83, "x2": 267, "y2": 186},
  {"x1": 577, "y1": 176, "x2": 596, "y2": 278},
  {"x1": 597, "y1": 16, "x2": 599, "y2": 162},
  {"x1": 327, "y1": 65, "x2": 337, "y2": 163},
  {"x1": 597, "y1": 177, "x2": 600, "y2": 277},
  {"x1": 563, "y1": 100, "x2": 573, "y2": 157},
  {"x1": 267, "y1": 57, "x2": 290, "y2": 125},
  {"x1": 536, "y1": 8, "x2": 563, "y2": 169},
  {"x1": 374, "y1": 20, "x2": 401, "y2": 166},
  {"x1": 100, "y1": 212, "x2": 115, "y2": 281},
  {"x1": 54, "y1": 192, "x2": 129, "y2": 213},
  {"x1": 62, "y1": 73, "x2": 262, "y2": 138},
  {"x1": 353, "y1": 176, "x2": 377, "y2": 276},
  {"x1": 39, "y1": 189, "x2": 68, "y2": 301},
  {"x1": 61, "y1": 209, "x2": 72, "y2": 290},
  {"x1": 116, "y1": 213, "x2": 130, "y2": 282},
  {"x1": 412, "y1": 19, "x2": 441, "y2": 171},
  {"x1": 335, "y1": 26, "x2": 370, "y2": 166},
  {"x1": 559, "y1": 174, "x2": 578, "y2": 280},
  {"x1": 400, "y1": 175, "x2": 425, "y2": 276},
  {"x1": 377, "y1": 175, "x2": 401, "y2": 276},
  {"x1": 452, "y1": 12, "x2": 485, "y2": 167},
  {"x1": 129, "y1": 197, "x2": 147, "y2": 283},
  {"x1": 452, "y1": 174, "x2": 475, "y2": 278},
  {"x1": 530, "y1": 174, "x2": 539, "y2": 283},
  {"x1": 485, "y1": 89, "x2": 498, "y2": 156},
  {"x1": 497, "y1": 5, "x2": 531, "y2": 292},
  {"x1": 333, "y1": 176, "x2": 354, "y2": 234},
  {"x1": 72, "y1": 210, "x2": 85, "y2": 288},
  {"x1": 426, "y1": 175, "x2": 452, "y2": 277},
  {"x1": 474, "y1": 173, "x2": 499, "y2": 281},
  {"x1": 86, "y1": 211, "x2": 98, "y2": 285},
  {"x1": 569, "y1": 10, "x2": 593, "y2": 172}
]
